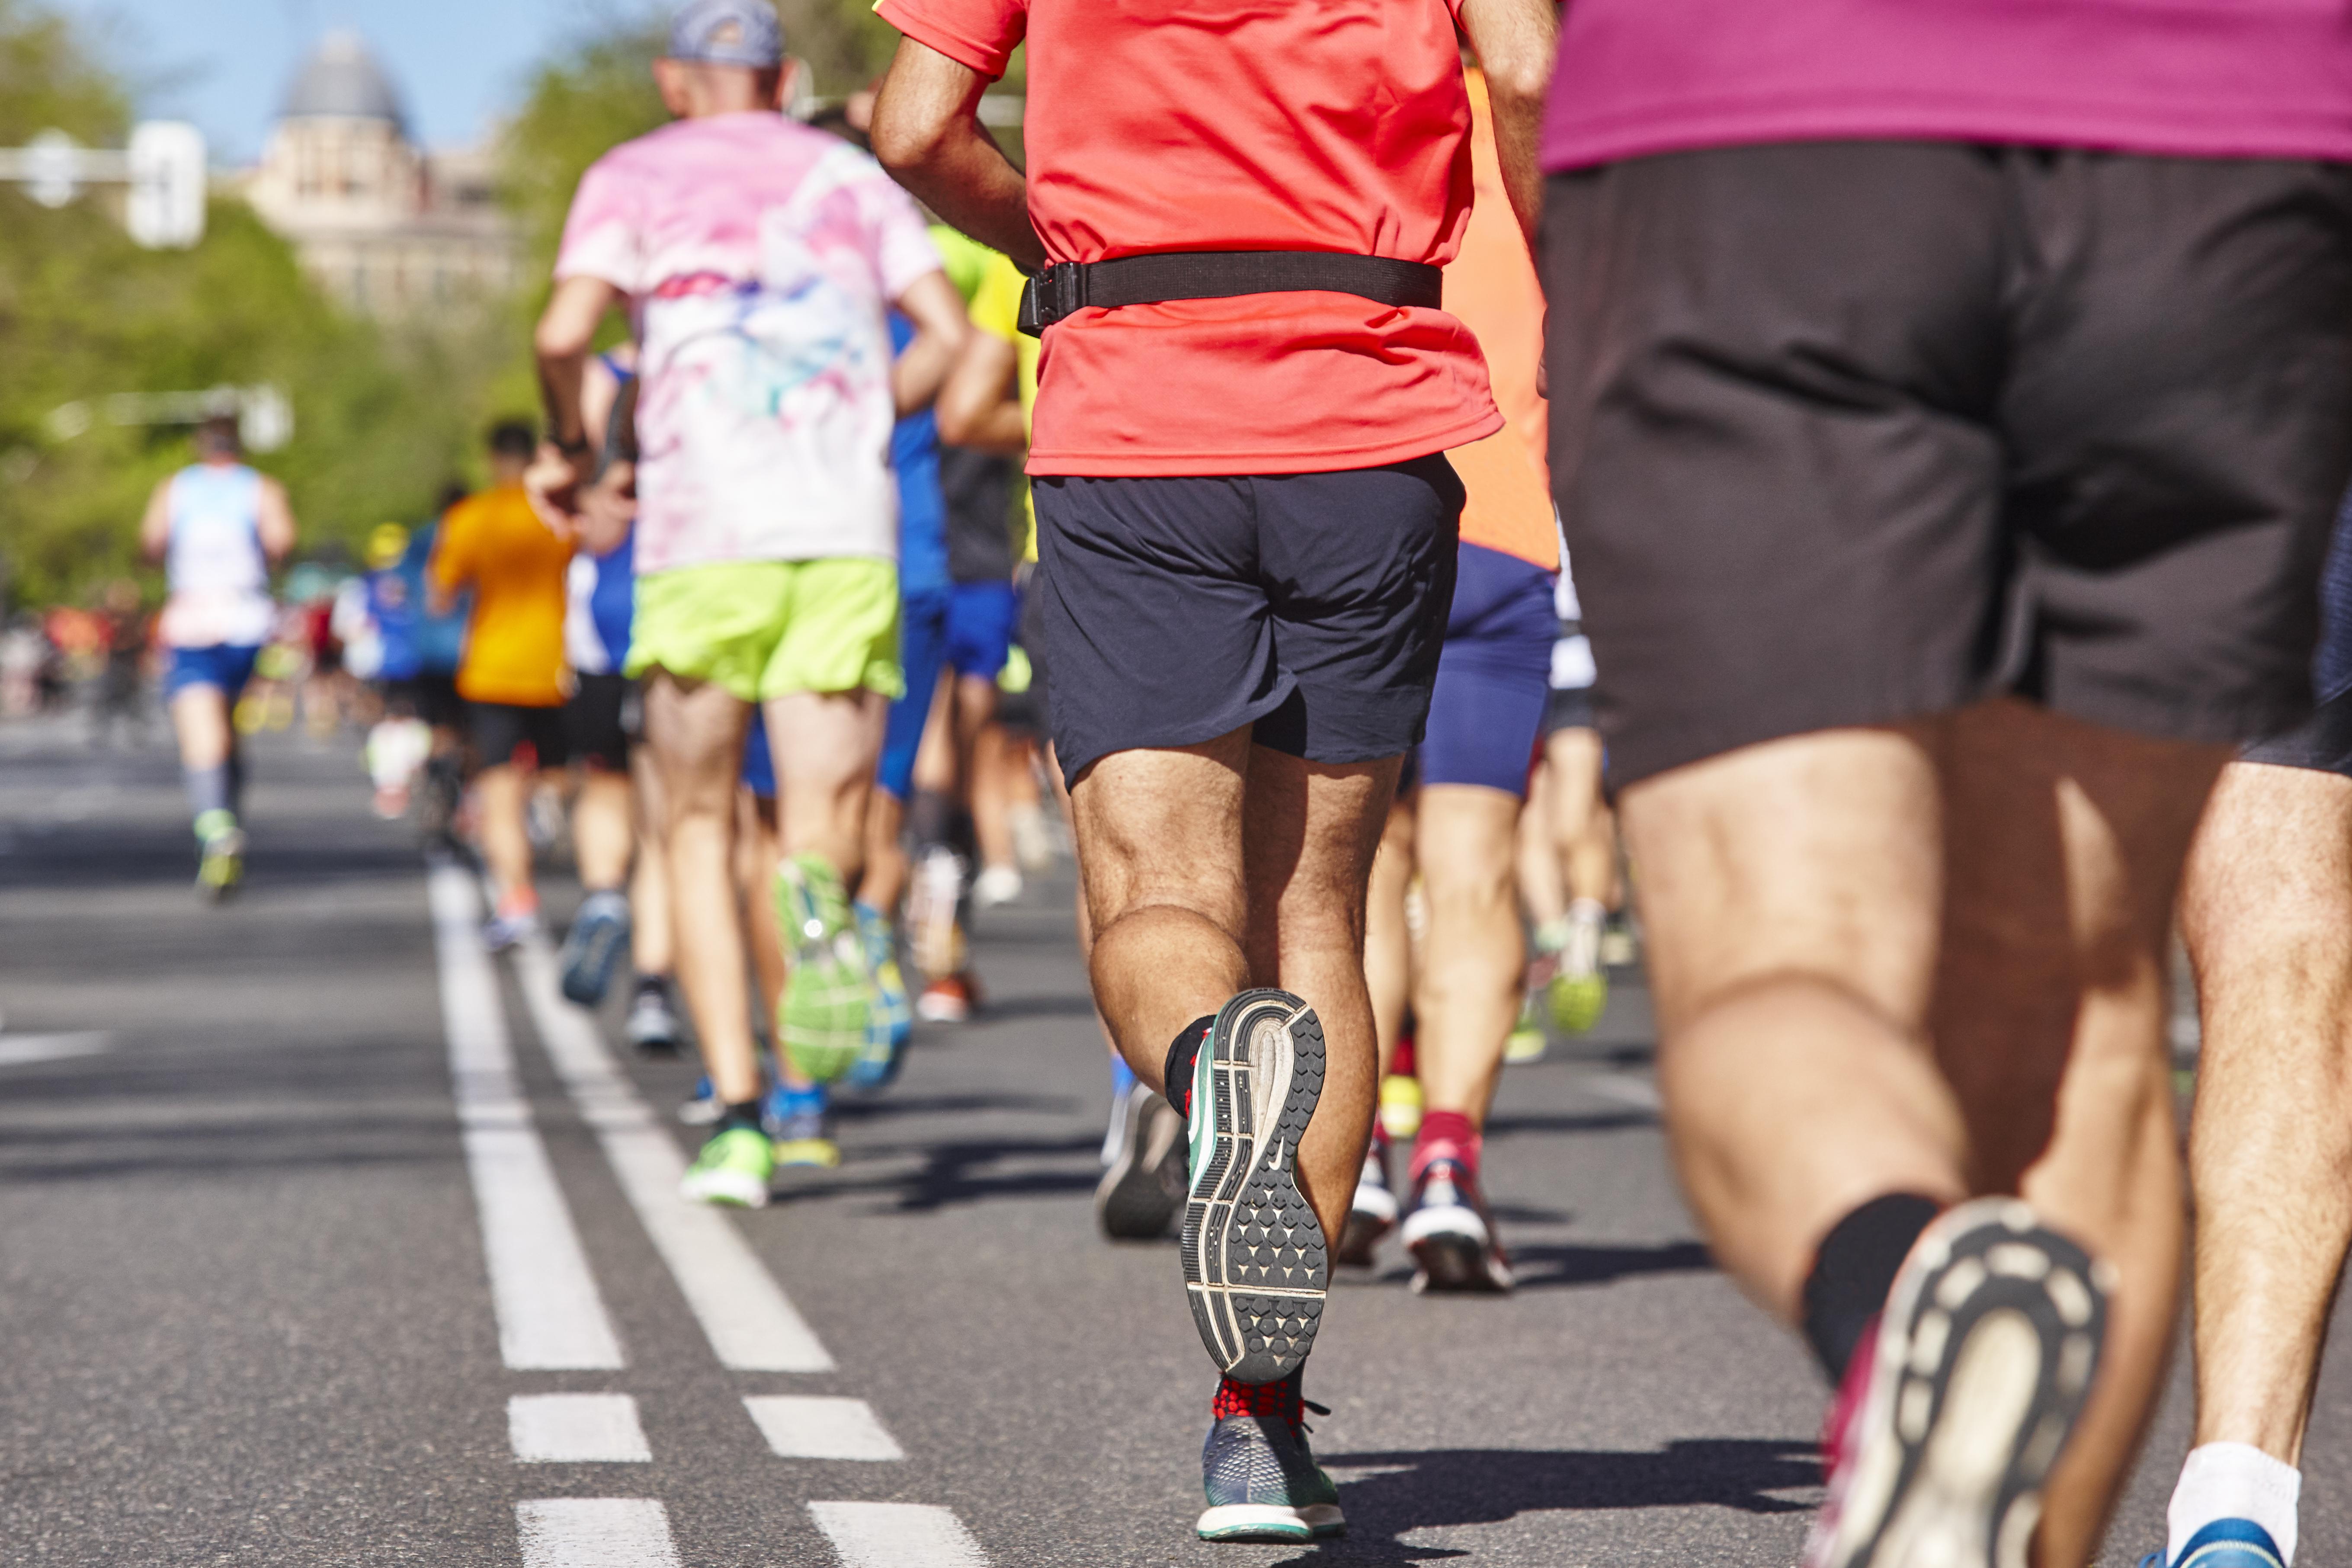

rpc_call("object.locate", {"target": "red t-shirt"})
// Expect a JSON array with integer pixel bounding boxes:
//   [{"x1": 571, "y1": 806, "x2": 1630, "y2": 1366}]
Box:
[{"x1": 875, "y1": 0, "x2": 1503, "y2": 477}]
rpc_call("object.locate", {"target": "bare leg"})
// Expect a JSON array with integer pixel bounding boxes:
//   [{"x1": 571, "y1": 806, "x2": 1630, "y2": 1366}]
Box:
[
  {"x1": 1363, "y1": 797, "x2": 1417, "y2": 1080},
  {"x1": 861, "y1": 788, "x2": 912, "y2": 914},
  {"x1": 571, "y1": 768, "x2": 634, "y2": 891},
  {"x1": 643, "y1": 673, "x2": 759, "y2": 1105},
  {"x1": 1516, "y1": 755, "x2": 1569, "y2": 929},
  {"x1": 169, "y1": 687, "x2": 234, "y2": 773},
  {"x1": 765, "y1": 688, "x2": 888, "y2": 884},
  {"x1": 1548, "y1": 726, "x2": 1619, "y2": 909},
  {"x1": 476, "y1": 762, "x2": 537, "y2": 910},
  {"x1": 1412, "y1": 784, "x2": 1524, "y2": 1129},
  {"x1": 2179, "y1": 762, "x2": 2352, "y2": 1466},
  {"x1": 629, "y1": 746, "x2": 673, "y2": 978},
  {"x1": 737, "y1": 789, "x2": 811, "y2": 1090}
]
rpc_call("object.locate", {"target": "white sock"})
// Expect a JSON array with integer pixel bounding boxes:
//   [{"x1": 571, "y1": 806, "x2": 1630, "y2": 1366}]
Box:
[{"x1": 2168, "y1": 1442, "x2": 2299, "y2": 1565}]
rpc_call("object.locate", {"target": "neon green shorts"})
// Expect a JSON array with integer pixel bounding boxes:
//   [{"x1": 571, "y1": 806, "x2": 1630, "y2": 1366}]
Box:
[{"x1": 625, "y1": 559, "x2": 904, "y2": 702}]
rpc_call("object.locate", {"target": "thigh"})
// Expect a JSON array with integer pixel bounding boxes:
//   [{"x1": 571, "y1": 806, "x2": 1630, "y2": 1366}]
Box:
[
  {"x1": 765, "y1": 687, "x2": 888, "y2": 797},
  {"x1": 1544, "y1": 144, "x2": 2011, "y2": 789},
  {"x1": 1070, "y1": 732, "x2": 1251, "y2": 941},
  {"x1": 1253, "y1": 453, "x2": 1463, "y2": 766},
  {"x1": 1033, "y1": 474, "x2": 1275, "y2": 788},
  {"x1": 770, "y1": 558, "x2": 902, "y2": 700},
  {"x1": 2004, "y1": 154, "x2": 2352, "y2": 747},
  {"x1": 641, "y1": 673, "x2": 752, "y2": 818}
]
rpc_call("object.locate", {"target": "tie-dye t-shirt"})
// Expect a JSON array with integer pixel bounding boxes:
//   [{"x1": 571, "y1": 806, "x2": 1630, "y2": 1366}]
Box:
[{"x1": 554, "y1": 112, "x2": 943, "y2": 573}]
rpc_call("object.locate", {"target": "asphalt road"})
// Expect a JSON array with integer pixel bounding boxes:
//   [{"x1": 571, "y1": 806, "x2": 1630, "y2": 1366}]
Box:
[{"x1": 5, "y1": 714, "x2": 2352, "y2": 1567}]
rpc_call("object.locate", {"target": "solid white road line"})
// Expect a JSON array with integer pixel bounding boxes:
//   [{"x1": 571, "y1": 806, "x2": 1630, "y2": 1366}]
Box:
[
  {"x1": 0, "y1": 1032, "x2": 110, "y2": 1067},
  {"x1": 428, "y1": 857, "x2": 624, "y2": 1371},
  {"x1": 744, "y1": 1395, "x2": 904, "y2": 1461},
  {"x1": 510, "y1": 929, "x2": 834, "y2": 1373},
  {"x1": 509, "y1": 1394, "x2": 653, "y2": 1463},
  {"x1": 516, "y1": 1498, "x2": 680, "y2": 1568},
  {"x1": 808, "y1": 1501, "x2": 989, "y2": 1568}
]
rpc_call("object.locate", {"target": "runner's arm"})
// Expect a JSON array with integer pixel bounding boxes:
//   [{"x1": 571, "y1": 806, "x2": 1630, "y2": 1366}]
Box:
[
  {"x1": 891, "y1": 269, "x2": 972, "y2": 417},
  {"x1": 872, "y1": 40, "x2": 1045, "y2": 270},
  {"x1": 255, "y1": 477, "x2": 298, "y2": 564},
  {"x1": 935, "y1": 332, "x2": 1025, "y2": 454},
  {"x1": 1458, "y1": 0, "x2": 1559, "y2": 251},
  {"x1": 137, "y1": 480, "x2": 172, "y2": 564},
  {"x1": 533, "y1": 276, "x2": 622, "y2": 499}
]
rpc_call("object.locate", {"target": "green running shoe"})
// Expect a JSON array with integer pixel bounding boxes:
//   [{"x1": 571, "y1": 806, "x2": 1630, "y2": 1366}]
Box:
[
  {"x1": 679, "y1": 1126, "x2": 774, "y2": 1208},
  {"x1": 1504, "y1": 992, "x2": 1548, "y2": 1064},
  {"x1": 195, "y1": 814, "x2": 244, "y2": 903},
  {"x1": 772, "y1": 855, "x2": 873, "y2": 1084},
  {"x1": 844, "y1": 901, "x2": 913, "y2": 1093},
  {"x1": 1197, "y1": 1377, "x2": 1344, "y2": 1542},
  {"x1": 1549, "y1": 968, "x2": 1608, "y2": 1036}
]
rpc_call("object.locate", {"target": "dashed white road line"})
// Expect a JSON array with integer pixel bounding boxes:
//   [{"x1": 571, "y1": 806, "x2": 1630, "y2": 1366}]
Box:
[
  {"x1": 1583, "y1": 1070, "x2": 1661, "y2": 1112},
  {"x1": 509, "y1": 1394, "x2": 652, "y2": 1463},
  {"x1": 808, "y1": 1501, "x2": 990, "y2": 1568},
  {"x1": 516, "y1": 1498, "x2": 680, "y2": 1568},
  {"x1": 428, "y1": 856, "x2": 625, "y2": 1371},
  {"x1": 745, "y1": 1395, "x2": 904, "y2": 1461},
  {"x1": 509, "y1": 928, "x2": 835, "y2": 1373},
  {"x1": 0, "y1": 1031, "x2": 111, "y2": 1067}
]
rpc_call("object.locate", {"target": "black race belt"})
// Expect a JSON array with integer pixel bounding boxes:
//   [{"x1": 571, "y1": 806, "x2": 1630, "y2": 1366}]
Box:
[{"x1": 1017, "y1": 250, "x2": 1444, "y2": 337}]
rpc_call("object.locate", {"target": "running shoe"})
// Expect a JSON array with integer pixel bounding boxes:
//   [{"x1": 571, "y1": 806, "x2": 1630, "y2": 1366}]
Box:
[
  {"x1": 1102, "y1": 1056, "x2": 1141, "y2": 1167},
  {"x1": 679, "y1": 1125, "x2": 774, "y2": 1208},
  {"x1": 1549, "y1": 969, "x2": 1609, "y2": 1035},
  {"x1": 764, "y1": 1082, "x2": 841, "y2": 1169},
  {"x1": 678, "y1": 1074, "x2": 723, "y2": 1125},
  {"x1": 2139, "y1": 1522, "x2": 2287, "y2": 1568},
  {"x1": 1182, "y1": 989, "x2": 1328, "y2": 1384},
  {"x1": 481, "y1": 908, "x2": 539, "y2": 955},
  {"x1": 1401, "y1": 1149, "x2": 1514, "y2": 1293},
  {"x1": 1338, "y1": 1138, "x2": 1397, "y2": 1267},
  {"x1": 1094, "y1": 1086, "x2": 1186, "y2": 1240},
  {"x1": 1504, "y1": 993, "x2": 1549, "y2": 1065},
  {"x1": 1804, "y1": 1198, "x2": 2112, "y2": 1568},
  {"x1": 195, "y1": 821, "x2": 244, "y2": 902},
  {"x1": 625, "y1": 979, "x2": 684, "y2": 1055},
  {"x1": 971, "y1": 864, "x2": 1024, "y2": 909},
  {"x1": 772, "y1": 854, "x2": 873, "y2": 1084},
  {"x1": 558, "y1": 889, "x2": 631, "y2": 1007},
  {"x1": 1198, "y1": 1378, "x2": 1345, "y2": 1543},
  {"x1": 844, "y1": 901, "x2": 913, "y2": 1093},
  {"x1": 916, "y1": 972, "x2": 977, "y2": 1023}
]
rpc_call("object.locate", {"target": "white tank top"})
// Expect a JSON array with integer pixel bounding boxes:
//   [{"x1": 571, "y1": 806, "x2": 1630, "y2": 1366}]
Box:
[{"x1": 161, "y1": 463, "x2": 275, "y2": 649}]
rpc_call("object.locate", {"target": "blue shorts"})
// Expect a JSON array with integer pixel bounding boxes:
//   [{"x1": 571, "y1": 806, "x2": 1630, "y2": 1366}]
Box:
[
  {"x1": 878, "y1": 588, "x2": 952, "y2": 801},
  {"x1": 742, "y1": 709, "x2": 776, "y2": 801},
  {"x1": 1420, "y1": 542, "x2": 1557, "y2": 798},
  {"x1": 946, "y1": 580, "x2": 1019, "y2": 680},
  {"x1": 164, "y1": 644, "x2": 262, "y2": 701}
]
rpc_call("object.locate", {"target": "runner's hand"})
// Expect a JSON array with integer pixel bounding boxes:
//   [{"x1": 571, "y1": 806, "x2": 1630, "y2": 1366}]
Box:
[
  {"x1": 575, "y1": 461, "x2": 637, "y2": 557},
  {"x1": 524, "y1": 442, "x2": 586, "y2": 541}
]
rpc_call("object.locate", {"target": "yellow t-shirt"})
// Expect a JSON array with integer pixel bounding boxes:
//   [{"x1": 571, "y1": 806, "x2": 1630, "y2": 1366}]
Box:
[
  {"x1": 968, "y1": 252, "x2": 1041, "y2": 559},
  {"x1": 429, "y1": 484, "x2": 574, "y2": 707}
]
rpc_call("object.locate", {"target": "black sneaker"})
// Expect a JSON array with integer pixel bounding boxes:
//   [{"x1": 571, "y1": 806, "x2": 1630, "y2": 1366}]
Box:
[
  {"x1": 1095, "y1": 1086, "x2": 1187, "y2": 1239},
  {"x1": 1400, "y1": 1150, "x2": 1514, "y2": 1293},
  {"x1": 1337, "y1": 1138, "x2": 1396, "y2": 1267},
  {"x1": 1181, "y1": 989, "x2": 1328, "y2": 1383}
]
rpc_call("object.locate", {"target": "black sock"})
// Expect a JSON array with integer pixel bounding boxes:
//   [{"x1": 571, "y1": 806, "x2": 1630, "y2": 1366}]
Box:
[
  {"x1": 1801, "y1": 1193, "x2": 1942, "y2": 1384},
  {"x1": 717, "y1": 1100, "x2": 763, "y2": 1135},
  {"x1": 633, "y1": 974, "x2": 667, "y2": 1003},
  {"x1": 908, "y1": 789, "x2": 953, "y2": 850},
  {"x1": 1163, "y1": 1015, "x2": 1214, "y2": 1119}
]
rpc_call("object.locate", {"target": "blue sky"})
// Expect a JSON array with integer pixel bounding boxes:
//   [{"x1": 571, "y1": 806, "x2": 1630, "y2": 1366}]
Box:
[{"x1": 51, "y1": 0, "x2": 658, "y2": 163}]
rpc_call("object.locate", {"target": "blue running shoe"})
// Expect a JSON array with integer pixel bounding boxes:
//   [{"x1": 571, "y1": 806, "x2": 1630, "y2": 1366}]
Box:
[
  {"x1": 2142, "y1": 1521, "x2": 2287, "y2": 1568},
  {"x1": 1197, "y1": 1376, "x2": 1343, "y2": 1542},
  {"x1": 764, "y1": 1082, "x2": 839, "y2": 1169},
  {"x1": 843, "y1": 901, "x2": 913, "y2": 1093},
  {"x1": 558, "y1": 890, "x2": 631, "y2": 1006}
]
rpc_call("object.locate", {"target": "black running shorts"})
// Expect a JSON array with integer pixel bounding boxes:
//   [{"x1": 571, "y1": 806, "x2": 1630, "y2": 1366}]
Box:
[
  {"x1": 564, "y1": 673, "x2": 634, "y2": 774},
  {"x1": 471, "y1": 700, "x2": 568, "y2": 771},
  {"x1": 1543, "y1": 142, "x2": 2352, "y2": 788},
  {"x1": 1032, "y1": 456, "x2": 1463, "y2": 786}
]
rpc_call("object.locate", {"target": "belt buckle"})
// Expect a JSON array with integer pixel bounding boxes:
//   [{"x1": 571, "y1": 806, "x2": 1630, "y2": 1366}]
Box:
[{"x1": 1019, "y1": 261, "x2": 1085, "y2": 337}]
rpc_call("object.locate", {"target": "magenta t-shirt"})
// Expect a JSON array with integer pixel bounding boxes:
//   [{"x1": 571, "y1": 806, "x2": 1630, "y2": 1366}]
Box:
[{"x1": 1543, "y1": 0, "x2": 2352, "y2": 172}]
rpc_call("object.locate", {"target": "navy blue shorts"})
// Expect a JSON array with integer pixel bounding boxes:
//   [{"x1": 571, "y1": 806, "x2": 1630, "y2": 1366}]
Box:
[
  {"x1": 742, "y1": 709, "x2": 776, "y2": 801},
  {"x1": 164, "y1": 644, "x2": 261, "y2": 701},
  {"x1": 877, "y1": 589, "x2": 952, "y2": 801},
  {"x1": 2246, "y1": 491, "x2": 2352, "y2": 774},
  {"x1": 1421, "y1": 542, "x2": 1556, "y2": 797},
  {"x1": 946, "y1": 580, "x2": 1019, "y2": 680},
  {"x1": 1033, "y1": 455, "x2": 1463, "y2": 786}
]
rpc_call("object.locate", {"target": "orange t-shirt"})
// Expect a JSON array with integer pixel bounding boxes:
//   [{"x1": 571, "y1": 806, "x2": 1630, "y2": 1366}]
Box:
[
  {"x1": 877, "y1": 0, "x2": 1502, "y2": 478},
  {"x1": 429, "y1": 484, "x2": 574, "y2": 707},
  {"x1": 1444, "y1": 72, "x2": 1558, "y2": 573}
]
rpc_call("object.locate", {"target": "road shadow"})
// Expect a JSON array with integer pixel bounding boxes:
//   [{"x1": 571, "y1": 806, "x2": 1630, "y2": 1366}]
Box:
[
  {"x1": 1482, "y1": 1110, "x2": 1656, "y2": 1137},
  {"x1": 769, "y1": 1132, "x2": 1103, "y2": 1213},
  {"x1": 830, "y1": 1091, "x2": 1084, "y2": 1122},
  {"x1": 1256, "y1": 1437, "x2": 1818, "y2": 1564},
  {"x1": 1506, "y1": 1238, "x2": 1715, "y2": 1291}
]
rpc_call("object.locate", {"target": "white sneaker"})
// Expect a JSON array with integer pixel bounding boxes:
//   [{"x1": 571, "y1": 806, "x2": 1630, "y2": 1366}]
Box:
[{"x1": 971, "y1": 865, "x2": 1024, "y2": 909}]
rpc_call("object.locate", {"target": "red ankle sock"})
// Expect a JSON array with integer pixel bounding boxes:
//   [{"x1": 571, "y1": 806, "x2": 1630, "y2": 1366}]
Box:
[
  {"x1": 1212, "y1": 1369, "x2": 1303, "y2": 1424},
  {"x1": 1411, "y1": 1111, "x2": 1481, "y2": 1181}
]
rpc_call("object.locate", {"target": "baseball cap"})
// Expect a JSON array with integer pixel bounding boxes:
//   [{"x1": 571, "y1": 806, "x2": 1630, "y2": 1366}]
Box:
[
  {"x1": 366, "y1": 523, "x2": 410, "y2": 571},
  {"x1": 668, "y1": 0, "x2": 785, "y2": 68}
]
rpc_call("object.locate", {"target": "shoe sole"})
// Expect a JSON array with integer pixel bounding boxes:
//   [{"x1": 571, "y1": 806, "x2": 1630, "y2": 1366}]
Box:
[
  {"x1": 679, "y1": 1169, "x2": 771, "y2": 1208},
  {"x1": 1182, "y1": 991, "x2": 1328, "y2": 1384},
  {"x1": 1818, "y1": 1199, "x2": 2110, "y2": 1568},
  {"x1": 1196, "y1": 1504, "x2": 1314, "y2": 1543},
  {"x1": 1095, "y1": 1090, "x2": 1186, "y2": 1239},
  {"x1": 559, "y1": 911, "x2": 630, "y2": 1006},
  {"x1": 1402, "y1": 1205, "x2": 1514, "y2": 1294},
  {"x1": 1337, "y1": 1206, "x2": 1393, "y2": 1268}
]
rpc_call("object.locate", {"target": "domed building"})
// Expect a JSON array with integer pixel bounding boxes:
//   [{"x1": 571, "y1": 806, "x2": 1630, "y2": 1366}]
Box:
[{"x1": 239, "y1": 32, "x2": 518, "y2": 316}]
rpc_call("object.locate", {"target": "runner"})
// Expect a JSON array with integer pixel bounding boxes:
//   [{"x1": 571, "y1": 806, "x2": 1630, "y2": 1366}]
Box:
[
  {"x1": 531, "y1": 0, "x2": 966, "y2": 1210},
  {"x1": 1346, "y1": 67, "x2": 1560, "y2": 1294},
  {"x1": 429, "y1": 420, "x2": 573, "y2": 952},
  {"x1": 2155, "y1": 504, "x2": 2352, "y2": 1568},
  {"x1": 138, "y1": 414, "x2": 297, "y2": 899},
  {"x1": 874, "y1": 0, "x2": 1556, "y2": 1539},
  {"x1": 1538, "y1": 10, "x2": 2352, "y2": 1565},
  {"x1": 400, "y1": 486, "x2": 475, "y2": 842}
]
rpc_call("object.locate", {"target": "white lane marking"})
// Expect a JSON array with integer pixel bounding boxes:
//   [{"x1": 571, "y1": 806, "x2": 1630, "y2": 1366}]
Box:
[
  {"x1": 744, "y1": 1395, "x2": 904, "y2": 1461},
  {"x1": 428, "y1": 856, "x2": 624, "y2": 1371},
  {"x1": 509, "y1": 1394, "x2": 652, "y2": 1463},
  {"x1": 1583, "y1": 1071, "x2": 1661, "y2": 1112},
  {"x1": 808, "y1": 1501, "x2": 989, "y2": 1568},
  {"x1": 0, "y1": 1032, "x2": 111, "y2": 1067},
  {"x1": 516, "y1": 1498, "x2": 680, "y2": 1568},
  {"x1": 510, "y1": 928, "x2": 834, "y2": 1373}
]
